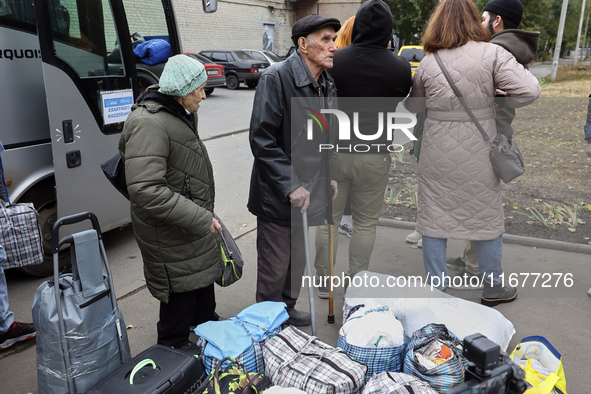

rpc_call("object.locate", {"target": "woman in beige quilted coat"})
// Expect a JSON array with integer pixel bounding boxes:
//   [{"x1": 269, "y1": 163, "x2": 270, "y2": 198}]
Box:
[{"x1": 404, "y1": 0, "x2": 540, "y2": 306}]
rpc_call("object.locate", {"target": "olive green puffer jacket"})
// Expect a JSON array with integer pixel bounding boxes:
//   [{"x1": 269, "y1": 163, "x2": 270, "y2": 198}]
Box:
[{"x1": 119, "y1": 87, "x2": 221, "y2": 303}]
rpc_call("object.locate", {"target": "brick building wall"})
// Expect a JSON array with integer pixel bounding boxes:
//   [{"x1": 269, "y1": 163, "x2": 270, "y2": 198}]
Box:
[
  {"x1": 296, "y1": 0, "x2": 361, "y2": 27},
  {"x1": 172, "y1": 0, "x2": 362, "y2": 56},
  {"x1": 173, "y1": 0, "x2": 296, "y2": 56},
  {"x1": 103, "y1": 0, "x2": 364, "y2": 58}
]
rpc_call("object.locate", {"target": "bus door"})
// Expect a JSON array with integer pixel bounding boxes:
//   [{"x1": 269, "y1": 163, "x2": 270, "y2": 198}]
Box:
[{"x1": 32, "y1": 0, "x2": 181, "y2": 234}]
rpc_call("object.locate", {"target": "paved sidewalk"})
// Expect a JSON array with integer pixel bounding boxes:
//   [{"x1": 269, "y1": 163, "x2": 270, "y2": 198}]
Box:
[
  {"x1": 2, "y1": 116, "x2": 589, "y2": 393},
  {"x1": 284, "y1": 220, "x2": 591, "y2": 392}
]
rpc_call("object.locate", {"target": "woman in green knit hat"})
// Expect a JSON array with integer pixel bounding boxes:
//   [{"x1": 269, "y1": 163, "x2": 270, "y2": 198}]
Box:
[{"x1": 119, "y1": 54, "x2": 222, "y2": 353}]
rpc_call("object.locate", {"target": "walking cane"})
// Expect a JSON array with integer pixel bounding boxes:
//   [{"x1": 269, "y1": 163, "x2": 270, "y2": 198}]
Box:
[
  {"x1": 328, "y1": 219, "x2": 335, "y2": 324},
  {"x1": 302, "y1": 211, "x2": 317, "y2": 336}
]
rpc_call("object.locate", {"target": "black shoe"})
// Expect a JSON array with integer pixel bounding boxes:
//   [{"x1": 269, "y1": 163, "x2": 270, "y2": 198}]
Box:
[
  {"x1": 446, "y1": 257, "x2": 466, "y2": 271},
  {"x1": 286, "y1": 309, "x2": 311, "y2": 327},
  {"x1": 481, "y1": 283, "x2": 518, "y2": 307},
  {"x1": 0, "y1": 322, "x2": 36, "y2": 350},
  {"x1": 173, "y1": 340, "x2": 201, "y2": 356}
]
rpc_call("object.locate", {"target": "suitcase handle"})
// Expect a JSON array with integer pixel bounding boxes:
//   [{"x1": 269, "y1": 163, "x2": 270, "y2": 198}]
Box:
[
  {"x1": 51, "y1": 211, "x2": 102, "y2": 252},
  {"x1": 130, "y1": 359, "x2": 157, "y2": 385}
]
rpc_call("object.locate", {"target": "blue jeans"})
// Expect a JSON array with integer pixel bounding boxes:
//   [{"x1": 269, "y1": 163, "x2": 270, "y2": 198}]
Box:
[
  {"x1": 0, "y1": 246, "x2": 14, "y2": 333},
  {"x1": 422, "y1": 236, "x2": 503, "y2": 290}
]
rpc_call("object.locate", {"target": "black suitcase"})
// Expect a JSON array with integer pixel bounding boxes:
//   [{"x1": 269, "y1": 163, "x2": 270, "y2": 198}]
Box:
[{"x1": 86, "y1": 345, "x2": 206, "y2": 394}]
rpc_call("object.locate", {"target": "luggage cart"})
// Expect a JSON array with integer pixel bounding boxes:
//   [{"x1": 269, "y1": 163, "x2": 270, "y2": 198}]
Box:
[{"x1": 32, "y1": 212, "x2": 131, "y2": 393}]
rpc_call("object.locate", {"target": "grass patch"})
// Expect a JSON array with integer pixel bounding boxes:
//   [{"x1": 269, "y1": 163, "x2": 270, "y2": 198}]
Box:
[{"x1": 538, "y1": 61, "x2": 591, "y2": 97}]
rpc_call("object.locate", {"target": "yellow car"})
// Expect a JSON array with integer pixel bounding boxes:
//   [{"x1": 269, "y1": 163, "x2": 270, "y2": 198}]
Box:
[{"x1": 398, "y1": 45, "x2": 426, "y2": 77}]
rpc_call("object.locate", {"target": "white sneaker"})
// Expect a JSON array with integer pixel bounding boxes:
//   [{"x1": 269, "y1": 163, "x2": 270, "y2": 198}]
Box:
[
  {"x1": 417, "y1": 238, "x2": 422, "y2": 248},
  {"x1": 406, "y1": 230, "x2": 421, "y2": 243},
  {"x1": 338, "y1": 223, "x2": 352, "y2": 238}
]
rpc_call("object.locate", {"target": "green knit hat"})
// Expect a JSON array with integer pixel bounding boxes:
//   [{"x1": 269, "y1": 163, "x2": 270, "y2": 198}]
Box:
[{"x1": 158, "y1": 54, "x2": 207, "y2": 97}]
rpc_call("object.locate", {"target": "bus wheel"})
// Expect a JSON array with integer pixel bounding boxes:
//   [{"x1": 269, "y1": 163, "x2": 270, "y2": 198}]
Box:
[{"x1": 16, "y1": 179, "x2": 71, "y2": 277}]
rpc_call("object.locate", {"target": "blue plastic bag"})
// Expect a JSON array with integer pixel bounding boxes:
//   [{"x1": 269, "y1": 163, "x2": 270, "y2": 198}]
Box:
[{"x1": 133, "y1": 39, "x2": 171, "y2": 65}]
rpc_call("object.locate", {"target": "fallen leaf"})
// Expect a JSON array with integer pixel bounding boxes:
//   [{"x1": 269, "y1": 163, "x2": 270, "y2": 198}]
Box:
[{"x1": 126, "y1": 325, "x2": 133, "y2": 330}]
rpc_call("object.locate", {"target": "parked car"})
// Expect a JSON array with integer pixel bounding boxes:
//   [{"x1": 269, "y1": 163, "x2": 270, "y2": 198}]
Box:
[
  {"x1": 199, "y1": 50, "x2": 270, "y2": 89},
  {"x1": 244, "y1": 49, "x2": 284, "y2": 65},
  {"x1": 397, "y1": 45, "x2": 425, "y2": 77},
  {"x1": 184, "y1": 52, "x2": 225, "y2": 96}
]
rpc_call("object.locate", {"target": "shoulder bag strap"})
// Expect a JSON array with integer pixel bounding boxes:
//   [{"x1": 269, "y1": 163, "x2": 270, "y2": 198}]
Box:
[
  {"x1": 0, "y1": 151, "x2": 10, "y2": 203},
  {"x1": 433, "y1": 52, "x2": 491, "y2": 144}
]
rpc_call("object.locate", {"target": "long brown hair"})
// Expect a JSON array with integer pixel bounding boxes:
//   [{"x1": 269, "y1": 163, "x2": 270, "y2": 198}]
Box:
[
  {"x1": 335, "y1": 16, "x2": 355, "y2": 49},
  {"x1": 421, "y1": 0, "x2": 490, "y2": 53}
]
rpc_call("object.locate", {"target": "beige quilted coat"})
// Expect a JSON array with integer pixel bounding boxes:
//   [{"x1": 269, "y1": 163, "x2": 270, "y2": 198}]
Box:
[{"x1": 404, "y1": 41, "x2": 540, "y2": 240}]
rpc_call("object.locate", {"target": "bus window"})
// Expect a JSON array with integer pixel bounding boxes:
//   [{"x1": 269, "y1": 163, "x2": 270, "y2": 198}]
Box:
[
  {"x1": 48, "y1": 0, "x2": 124, "y2": 79},
  {"x1": 123, "y1": 0, "x2": 169, "y2": 40},
  {"x1": 0, "y1": 0, "x2": 36, "y2": 32}
]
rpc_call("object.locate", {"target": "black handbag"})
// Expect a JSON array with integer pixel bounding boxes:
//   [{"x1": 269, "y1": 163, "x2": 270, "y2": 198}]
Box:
[
  {"x1": 434, "y1": 52, "x2": 525, "y2": 183},
  {"x1": 182, "y1": 180, "x2": 243, "y2": 287},
  {"x1": 100, "y1": 152, "x2": 130, "y2": 200},
  {"x1": 214, "y1": 214, "x2": 243, "y2": 287}
]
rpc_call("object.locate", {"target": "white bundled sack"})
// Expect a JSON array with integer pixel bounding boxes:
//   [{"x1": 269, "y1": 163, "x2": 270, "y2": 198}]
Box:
[
  {"x1": 343, "y1": 271, "x2": 515, "y2": 351},
  {"x1": 340, "y1": 305, "x2": 405, "y2": 348}
]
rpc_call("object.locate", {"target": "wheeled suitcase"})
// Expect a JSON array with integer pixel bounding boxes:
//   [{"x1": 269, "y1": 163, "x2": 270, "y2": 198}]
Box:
[
  {"x1": 32, "y1": 212, "x2": 131, "y2": 393},
  {"x1": 86, "y1": 344, "x2": 207, "y2": 393}
]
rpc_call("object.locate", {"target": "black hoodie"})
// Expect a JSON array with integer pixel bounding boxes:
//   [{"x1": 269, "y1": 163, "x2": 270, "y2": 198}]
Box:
[
  {"x1": 328, "y1": 0, "x2": 412, "y2": 151},
  {"x1": 490, "y1": 29, "x2": 540, "y2": 139},
  {"x1": 329, "y1": 0, "x2": 412, "y2": 98}
]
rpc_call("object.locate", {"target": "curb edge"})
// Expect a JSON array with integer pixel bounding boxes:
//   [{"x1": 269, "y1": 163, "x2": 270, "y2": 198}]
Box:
[{"x1": 378, "y1": 218, "x2": 591, "y2": 255}]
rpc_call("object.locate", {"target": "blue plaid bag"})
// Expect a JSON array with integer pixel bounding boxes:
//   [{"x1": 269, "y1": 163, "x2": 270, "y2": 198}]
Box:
[
  {"x1": 403, "y1": 323, "x2": 468, "y2": 393},
  {"x1": 337, "y1": 306, "x2": 406, "y2": 382},
  {"x1": 195, "y1": 302, "x2": 288, "y2": 374},
  {"x1": 199, "y1": 327, "x2": 281, "y2": 374},
  {"x1": 0, "y1": 202, "x2": 44, "y2": 269}
]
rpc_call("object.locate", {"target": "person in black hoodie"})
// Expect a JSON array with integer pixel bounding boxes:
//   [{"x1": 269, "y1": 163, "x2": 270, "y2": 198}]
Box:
[{"x1": 314, "y1": 0, "x2": 412, "y2": 297}]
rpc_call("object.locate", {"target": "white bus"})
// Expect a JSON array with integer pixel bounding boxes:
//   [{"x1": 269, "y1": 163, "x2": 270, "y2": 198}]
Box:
[{"x1": 0, "y1": 0, "x2": 215, "y2": 276}]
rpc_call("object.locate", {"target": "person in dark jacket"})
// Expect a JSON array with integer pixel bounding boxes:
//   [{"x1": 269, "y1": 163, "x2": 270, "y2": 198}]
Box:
[
  {"x1": 447, "y1": 0, "x2": 540, "y2": 290},
  {"x1": 119, "y1": 55, "x2": 222, "y2": 353},
  {"x1": 314, "y1": 0, "x2": 412, "y2": 297},
  {"x1": 248, "y1": 15, "x2": 340, "y2": 327}
]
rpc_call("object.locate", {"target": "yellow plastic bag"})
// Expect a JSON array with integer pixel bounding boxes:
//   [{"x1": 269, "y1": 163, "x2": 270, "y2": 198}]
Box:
[{"x1": 509, "y1": 336, "x2": 567, "y2": 394}]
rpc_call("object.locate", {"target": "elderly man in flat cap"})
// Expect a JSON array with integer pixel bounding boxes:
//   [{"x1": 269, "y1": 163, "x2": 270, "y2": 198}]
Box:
[{"x1": 247, "y1": 14, "x2": 340, "y2": 326}]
